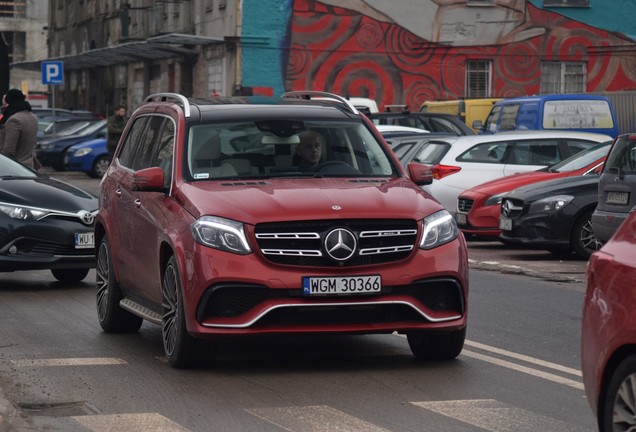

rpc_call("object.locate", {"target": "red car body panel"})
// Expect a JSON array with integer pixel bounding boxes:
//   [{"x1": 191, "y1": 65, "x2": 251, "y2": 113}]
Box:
[
  {"x1": 457, "y1": 158, "x2": 605, "y2": 237},
  {"x1": 581, "y1": 209, "x2": 636, "y2": 417}
]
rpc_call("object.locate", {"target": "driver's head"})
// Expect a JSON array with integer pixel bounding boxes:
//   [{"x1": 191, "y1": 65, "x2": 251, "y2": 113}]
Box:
[{"x1": 297, "y1": 130, "x2": 324, "y2": 166}]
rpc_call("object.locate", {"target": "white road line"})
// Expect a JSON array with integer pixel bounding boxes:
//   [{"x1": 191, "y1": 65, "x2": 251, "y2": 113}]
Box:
[
  {"x1": 72, "y1": 413, "x2": 189, "y2": 432},
  {"x1": 412, "y1": 399, "x2": 593, "y2": 432},
  {"x1": 10, "y1": 358, "x2": 126, "y2": 367},
  {"x1": 464, "y1": 340, "x2": 582, "y2": 377},
  {"x1": 462, "y1": 350, "x2": 583, "y2": 390},
  {"x1": 247, "y1": 405, "x2": 390, "y2": 432}
]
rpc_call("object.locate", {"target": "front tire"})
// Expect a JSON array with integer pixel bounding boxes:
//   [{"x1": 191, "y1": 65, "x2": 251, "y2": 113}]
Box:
[
  {"x1": 600, "y1": 354, "x2": 636, "y2": 432},
  {"x1": 96, "y1": 237, "x2": 143, "y2": 333},
  {"x1": 571, "y1": 210, "x2": 602, "y2": 259},
  {"x1": 162, "y1": 256, "x2": 216, "y2": 368},
  {"x1": 51, "y1": 268, "x2": 89, "y2": 283},
  {"x1": 407, "y1": 327, "x2": 466, "y2": 361}
]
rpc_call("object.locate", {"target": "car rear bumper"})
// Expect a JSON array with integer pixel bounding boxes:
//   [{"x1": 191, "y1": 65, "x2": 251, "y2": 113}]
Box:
[{"x1": 591, "y1": 209, "x2": 628, "y2": 243}]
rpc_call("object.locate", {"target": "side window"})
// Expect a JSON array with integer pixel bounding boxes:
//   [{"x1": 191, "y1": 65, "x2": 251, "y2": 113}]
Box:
[
  {"x1": 428, "y1": 117, "x2": 463, "y2": 135},
  {"x1": 118, "y1": 117, "x2": 148, "y2": 169},
  {"x1": 131, "y1": 116, "x2": 164, "y2": 171},
  {"x1": 149, "y1": 119, "x2": 175, "y2": 187},
  {"x1": 458, "y1": 142, "x2": 508, "y2": 163},
  {"x1": 499, "y1": 104, "x2": 520, "y2": 131},
  {"x1": 512, "y1": 139, "x2": 560, "y2": 165},
  {"x1": 565, "y1": 139, "x2": 599, "y2": 156}
]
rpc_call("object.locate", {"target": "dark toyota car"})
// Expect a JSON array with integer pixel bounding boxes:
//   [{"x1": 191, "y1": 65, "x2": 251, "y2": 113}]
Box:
[
  {"x1": 0, "y1": 153, "x2": 98, "y2": 282},
  {"x1": 498, "y1": 175, "x2": 602, "y2": 259}
]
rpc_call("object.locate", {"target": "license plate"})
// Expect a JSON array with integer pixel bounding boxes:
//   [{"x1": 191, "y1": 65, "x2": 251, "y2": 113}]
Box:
[
  {"x1": 607, "y1": 191, "x2": 629, "y2": 205},
  {"x1": 499, "y1": 217, "x2": 512, "y2": 231},
  {"x1": 456, "y1": 213, "x2": 467, "y2": 225},
  {"x1": 75, "y1": 232, "x2": 94, "y2": 249},
  {"x1": 303, "y1": 275, "x2": 381, "y2": 296}
]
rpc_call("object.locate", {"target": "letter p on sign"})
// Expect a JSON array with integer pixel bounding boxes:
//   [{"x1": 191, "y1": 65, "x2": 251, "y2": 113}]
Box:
[{"x1": 41, "y1": 61, "x2": 64, "y2": 85}]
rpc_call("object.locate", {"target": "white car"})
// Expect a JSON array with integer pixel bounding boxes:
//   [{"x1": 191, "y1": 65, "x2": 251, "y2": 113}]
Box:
[{"x1": 399, "y1": 130, "x2": 613, "y2": 215}]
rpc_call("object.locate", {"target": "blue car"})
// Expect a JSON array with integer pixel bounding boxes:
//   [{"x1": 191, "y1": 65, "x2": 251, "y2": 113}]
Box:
[
  {"x1": 35, "y1": 119, "x2": 107, "y2": 170},
  {"x1": 64, "y1": 138, "x2": 110, "y2": 178}
]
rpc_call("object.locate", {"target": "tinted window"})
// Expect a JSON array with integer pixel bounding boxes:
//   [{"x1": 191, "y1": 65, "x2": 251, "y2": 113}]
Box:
[
  {"x1": 150, "y1": 119, "x2": 175, "y2": 187},
  {"x1": 427, "y1": 117, "x2": 463, "y2": 135},
  {"x1": 118, "y1": 117, "x2": 148, "y2": 168},
  {"x1": 499, "y1": 104, "x2": 520, "y2": 131},
  {"x1": 551, "y1": 142, "x2": 611, "y2": 172},
  {"x1": 411, "y1": 142, "x2": 451, "y2": 164},
  {"x1": 458, "y1": 142, "x2": 508, "y2": 163},
  {"x1": 604, "y1": 136, "x2": 636, "y2": 174},
  {"x1": 484, "y1": 105, "x2": 502, "y2": 133},
  {"x1": 510, "y1": 139, "x2": 560, "y2": 165},
  {"x1": 131, "y1": 116, "x2": 164, "y2": 171}
]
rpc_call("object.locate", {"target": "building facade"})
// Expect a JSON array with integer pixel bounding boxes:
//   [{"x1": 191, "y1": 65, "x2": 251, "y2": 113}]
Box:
[
  {"x1": 10, "y1": 0, "x2": 636, "y2": 122},
  {"x1": 1, "y1": 0, "x2": 48, "y2": 102}
]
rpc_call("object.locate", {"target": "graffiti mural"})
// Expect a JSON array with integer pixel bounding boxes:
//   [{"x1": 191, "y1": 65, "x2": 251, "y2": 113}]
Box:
[{"x1": 286, "y1": 0, "x2": 636, "y2": 110}]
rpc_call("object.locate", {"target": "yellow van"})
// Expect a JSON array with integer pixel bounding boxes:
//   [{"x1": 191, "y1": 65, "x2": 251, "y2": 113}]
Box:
[{"x1": 419, "y1": 98, "x2": 501, "y2": 131}]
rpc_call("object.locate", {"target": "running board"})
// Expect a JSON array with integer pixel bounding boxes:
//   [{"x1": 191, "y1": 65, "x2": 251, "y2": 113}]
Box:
[{"x1": 119, "y1": 299, "x2": 162, "y2": 325}]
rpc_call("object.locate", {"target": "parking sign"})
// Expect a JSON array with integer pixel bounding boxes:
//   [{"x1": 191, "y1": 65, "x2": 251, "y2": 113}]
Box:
[{"x1": 41, "y1": 61, "x2": 64, "y2": 85}]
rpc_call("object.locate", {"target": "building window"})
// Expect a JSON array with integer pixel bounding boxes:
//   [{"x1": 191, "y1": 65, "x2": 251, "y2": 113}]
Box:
[
  {"x1": 465, "y1": 60, "x2": 491, "y2": 98},
  {"x1": 0, "y1": 0, "x2": 27, "y2": 17},
  {"x1": 541, "y1": 62, "x2": 586, "y2": 94},
  {"x1": 544, "y1": 0, "x2": 590, "y2": 6}
]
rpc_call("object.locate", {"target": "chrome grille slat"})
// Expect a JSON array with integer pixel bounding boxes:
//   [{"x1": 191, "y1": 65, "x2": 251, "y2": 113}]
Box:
[
  {"x1": 359, "y1": 245, "x2": 414, "y2": 255},
  {"x1": 255, "y1": 233, "x2": 320, "y2": 240},
  {"x1": 261, "y1": 249, "x2": 323, "y2": 256},
  {"x1": 359, "y1": 229, "x2": 417, "y2": 237}
]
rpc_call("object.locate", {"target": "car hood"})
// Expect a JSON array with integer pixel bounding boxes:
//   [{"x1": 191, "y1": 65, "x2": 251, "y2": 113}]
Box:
[
  {"x1": 177, "y1": 177, "x2": 442, "y2": 224},
  {"x1": 0, "y1": 176, "x2": 98, "y2": 211},
  {"x1": 68, "y1": 138, "x2": 107, "y2": 151},
  {"x1": 37, "y1": 132, "x2": 95, "y2": 147},
  {"x1": 506, "y1": 175, "x2": 599, "y2": 201},
  {"x1": 465, "y1": 171, "x2": 559, "y2": 196}
]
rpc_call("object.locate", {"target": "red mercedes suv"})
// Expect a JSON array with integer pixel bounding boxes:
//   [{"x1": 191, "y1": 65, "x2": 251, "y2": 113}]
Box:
[{"x1": 95, "y1": 91, "x2": 469, "y2": 368}]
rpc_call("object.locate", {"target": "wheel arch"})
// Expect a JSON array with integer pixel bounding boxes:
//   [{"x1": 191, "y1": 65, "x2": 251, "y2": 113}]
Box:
[{"x1": 597, "y1": 345, "x2": 636, "y2": 426}]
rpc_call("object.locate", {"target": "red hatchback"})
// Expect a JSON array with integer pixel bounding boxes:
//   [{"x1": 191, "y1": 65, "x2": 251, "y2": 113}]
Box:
[
  {"x1": 456, "y1": 142, "x2": 611, "y2": 237},
  {"x1": 582, "y1": 207, "x2": 636, "y2": 431},
  {"x1": 95, "y1": 91, "x2": 469, "y2": 368}
]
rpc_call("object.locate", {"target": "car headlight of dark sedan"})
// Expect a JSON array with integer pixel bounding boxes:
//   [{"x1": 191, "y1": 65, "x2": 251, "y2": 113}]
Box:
[
  {"x1": 191, "y1": 216, "x2": 252, "y2": 254},
  {"x1": 420, "y1": 210, "x2": 458, "y2": 250},
  {"x1": 528, "y1": 195, "x2": 574, "y2": 214},
  {"x1": 0, "y1": 203, "x2": 50, "y2": 220}
]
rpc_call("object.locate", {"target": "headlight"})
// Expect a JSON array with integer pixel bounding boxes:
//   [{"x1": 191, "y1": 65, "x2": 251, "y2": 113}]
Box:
[
  {"x1": 73, "y1": 148, "x2": 93, "y2": 157},
  {"x1": 191, "y1": 216, "x2": 252, "y2": 254},
  {"x1": 528, "y1": 195, "x2": 574, "y2": 214},
  {"x1": 0, "y1": 203, "x2": 48, "y2": 220},
  {"x1": 420, "y1": 210, "x2": 458, "y2": 250},
  {"x1": 484, "y1": 192, "x2": 507, "y2": 207}
]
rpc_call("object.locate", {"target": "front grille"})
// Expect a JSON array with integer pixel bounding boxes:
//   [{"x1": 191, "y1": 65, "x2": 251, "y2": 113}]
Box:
[
  {"x1": 254, "y1": 219, "x2": 418, "y2": 266},
  {"x1": 14, "y1": 239, "x2": 94, "y2": 256},
  {"x1": 457, "y1": 197, "x2": 473, "y2": 212},
  {"x1": 197, "y1": 278, "x2": 464, "y2": 323},
  {"x1": 500, "y1": 198, "x2": 524, "y2": 219}
]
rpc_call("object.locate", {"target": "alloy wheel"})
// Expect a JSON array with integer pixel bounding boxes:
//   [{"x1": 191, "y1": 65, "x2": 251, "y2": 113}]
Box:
[{"x1": 162, "y1": 265, "x2": 179, "y2": 357}]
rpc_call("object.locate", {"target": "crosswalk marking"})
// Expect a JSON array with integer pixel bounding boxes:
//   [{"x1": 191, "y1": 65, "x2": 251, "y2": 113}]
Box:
[
  {"x1": 10, "y1": 358, "x2": 126, "y2": 367},
  {"x1": 72, "y1": 413, "x2": 189, "y2": 432},
  {"x1": 247, "y1": 405, "x2": 390, "y2": 432},
  {"x1": 412, "y1": 399, "x2": 594, "y2": 432}
]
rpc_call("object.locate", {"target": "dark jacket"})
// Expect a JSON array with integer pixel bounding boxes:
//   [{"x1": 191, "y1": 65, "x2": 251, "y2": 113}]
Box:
[{"x1": 0, "y1": 109, "x2": 39, "y2": 168}]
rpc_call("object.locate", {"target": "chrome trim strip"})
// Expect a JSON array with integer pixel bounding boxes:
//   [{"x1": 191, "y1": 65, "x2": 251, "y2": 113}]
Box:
[
  {"x1": 202, "y1": 300, "x2": 462, "y2": 328},
  {"x1": 255, "y1": 232, "x2": 320, "y2": 239},
  {"x1": 359, "y1": 229, "x2": 417, "y2": 237},
  {"x1": 260, "y1": 249, "x2": 322, "y2": 256},
  {"x1": 359, "y1": 245, "x2": 413, "y2": 255}
]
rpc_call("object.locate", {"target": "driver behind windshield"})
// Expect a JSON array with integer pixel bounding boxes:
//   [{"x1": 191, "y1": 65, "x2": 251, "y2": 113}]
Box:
[{"x1": 294, "y1": 130, "x2": 325, "y2": 170}]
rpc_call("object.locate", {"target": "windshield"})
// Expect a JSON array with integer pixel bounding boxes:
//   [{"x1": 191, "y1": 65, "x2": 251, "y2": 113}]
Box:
[
  {"x1": 0, "y1": 153, "x2": 37, "y2": 177},
  {"x1": 186, "y1": 120, "x2": 397, "y2": 180},
  {"x1": 549, "y1": 141, "x2": 612, "y2": 172}
]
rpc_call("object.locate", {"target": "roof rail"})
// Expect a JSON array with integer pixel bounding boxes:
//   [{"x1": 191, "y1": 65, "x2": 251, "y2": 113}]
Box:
[
  {"x1": 144, "y1": 92, "x2": 191, "y2": 118},
  {"x1": 281, "y1": 91, "x2": 359, "y2": 115}
]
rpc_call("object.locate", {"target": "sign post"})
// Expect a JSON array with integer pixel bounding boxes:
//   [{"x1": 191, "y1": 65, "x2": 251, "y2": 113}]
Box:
[{"x1": 41, "y1": 61, "x2": 64, "y2": 137}]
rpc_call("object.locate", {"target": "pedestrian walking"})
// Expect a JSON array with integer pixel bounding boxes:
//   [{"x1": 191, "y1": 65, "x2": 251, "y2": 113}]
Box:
[
  {"x1": 107, "y1": 105, "x2": 127, "y2": 160},
  {"x1": 0, "y1": 89, "x2": 39, "y2": 169}
]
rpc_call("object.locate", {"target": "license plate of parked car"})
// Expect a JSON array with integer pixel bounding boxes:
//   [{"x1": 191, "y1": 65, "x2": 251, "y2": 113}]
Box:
[
  {"x1": 606, "y1": 191, "x2": 629, "y2": 205},
  {"x1": 455, "y1": 213, "x2": 467, "y2": 225},
  {"x1": 499, "y1": 217, "x2": 512, "y2": 231},
  {"x1": 303, "y1": 275, "x2": 381, "y2": 296},
  {"x1": 74, "y1": 232, "x2": 94, "y2": 249}
]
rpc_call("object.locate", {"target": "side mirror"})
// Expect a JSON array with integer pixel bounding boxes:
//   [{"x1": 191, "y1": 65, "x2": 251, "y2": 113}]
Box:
[
  {"x1": 472, "y1": 120, "x2": 483, "y2": 130},
  {"x1": 407, "y1": 162, "x2": 433, "y2": 186},
  {"x1": 132, "y1": 166, "x2": 166, "y2": 192}
]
